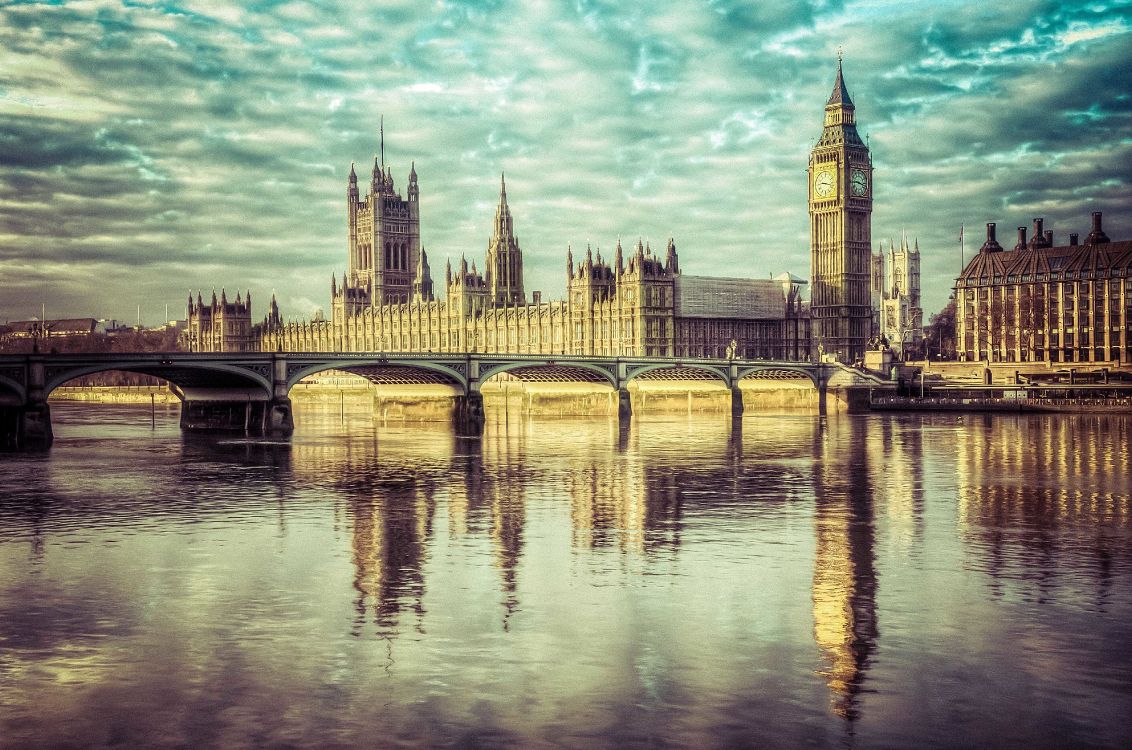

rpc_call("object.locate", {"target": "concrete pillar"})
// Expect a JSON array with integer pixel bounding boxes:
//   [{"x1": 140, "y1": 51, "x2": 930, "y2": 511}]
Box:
[
  {"x1": 454, "y1": 390, "x2": 485, "y2": 435},
  {"x1": 617, "y1": 387, "x2": 632, "y2": 422},
  {"x1": 16, "y1": 356, "x2": 53, "y2": 451},
  {"x1": 824, "y1": 385, "x2": 871, "y2": 413},
  {"x1": 265, "y1": 398, "x2": 294, "y2": 436},
  {"x1": 730, "y1": 386, "x2": 744, "y2": 418},
  {"x1": 4, "y1": 401, "x2": 54, "y2": 451}
]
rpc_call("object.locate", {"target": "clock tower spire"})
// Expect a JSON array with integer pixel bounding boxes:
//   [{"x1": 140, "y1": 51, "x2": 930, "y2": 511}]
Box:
[{"x1": 809, "y1": 56, "x2": 873, "y2": 363}]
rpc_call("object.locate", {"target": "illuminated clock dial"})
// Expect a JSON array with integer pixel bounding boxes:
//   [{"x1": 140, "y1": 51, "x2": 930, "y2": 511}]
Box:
[
  {"x1": 814, "y1": 169, "x2": 835, "y2": 198},
  {"x1": 850, "y1": 168, "x2": 868, "y2": 196}
]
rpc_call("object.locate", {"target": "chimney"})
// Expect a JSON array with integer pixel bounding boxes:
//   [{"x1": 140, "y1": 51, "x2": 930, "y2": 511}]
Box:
[
  {"x1": 1044, "y1": 230, "x2": 1053, "y2": 247},
  {"x1": 1069, "y1": 233, "x2": 1079, "y2": 246},
  {"x1": 1086, "y1": 211, "x2": 1110, "y2": 245},
  {"x1": 981, "y1": 222, "x2": 1003, "y2": 253},
  {"x1": 1031, "y1": 218, "x2": 1044, "y2": 247},
  {"x1": 1015, "y1": 226, "x2": 1027, "y2": 251}
]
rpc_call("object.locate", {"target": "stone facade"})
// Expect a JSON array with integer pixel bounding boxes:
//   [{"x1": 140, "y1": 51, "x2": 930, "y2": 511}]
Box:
[
  {"x1": 185, "y1": 289, "x2": 273, "y2": 353},
  {"x1": 188, "y1": 155, "x2": 810, "y2": 359},
  {"x1": 871, "y1": 233, "x2": 923, "y2": 355},
  {"x1": 809, "y1": 59, "x2": 873, "y2": 364},
  {"x1": 955, "y1": 213, "x2": 1132, "y2": 365}
]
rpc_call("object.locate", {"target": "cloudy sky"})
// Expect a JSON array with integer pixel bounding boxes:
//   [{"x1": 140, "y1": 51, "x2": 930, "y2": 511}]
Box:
[{"x1": 1, "y1": 0, "x2": 1130, "y2": 325}]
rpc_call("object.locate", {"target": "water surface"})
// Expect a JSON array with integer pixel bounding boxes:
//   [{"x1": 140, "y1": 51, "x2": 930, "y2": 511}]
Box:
[{"x1": 1, "y1": 404, "x2": 1130, "y2": 748}]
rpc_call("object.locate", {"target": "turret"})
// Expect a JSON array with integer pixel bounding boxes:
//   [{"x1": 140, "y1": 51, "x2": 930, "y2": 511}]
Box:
[
  {"x1": 412, "y1": 247, "x2": 434, "y2": 302},
  {"x1": 665, "y1": 238, "x2": 678, "y2": 274},
  {"x1": 408, "y1": 161, "x2": 418, "y2": 203},
  {"x1": 566, "y1": 245, "x2": 574, "y2": 279},
  {"x1": 614, "y1": 239, "x2": 624, "y2": 276},
  {"x1": 348, "y1": 162, "x2": 358, "y2": 201},
  {"x1": 446, "y1": 258, "x2": 453, "y2": 287}
]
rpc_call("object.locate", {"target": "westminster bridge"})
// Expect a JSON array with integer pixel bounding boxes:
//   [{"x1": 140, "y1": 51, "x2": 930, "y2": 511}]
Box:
[{"x1": 0, "y1": 351, "x2": 883, "y2": 450}]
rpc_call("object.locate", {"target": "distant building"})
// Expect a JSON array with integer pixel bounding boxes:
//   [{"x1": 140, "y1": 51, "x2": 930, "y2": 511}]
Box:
[
  {"x1": 870, "y1": 233, "x2": 922, "y2": 356},
  {"x1": 955, "y1": 213, "x2": 1132, "y2": 365},
  {"x1": 5, "y1": 318, "x2": 103, "y2": 338}
]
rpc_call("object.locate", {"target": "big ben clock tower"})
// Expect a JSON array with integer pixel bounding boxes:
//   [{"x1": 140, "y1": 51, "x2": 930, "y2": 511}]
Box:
[{"x1": 809, "y1": 56, "x2": 872, "y2": 363}]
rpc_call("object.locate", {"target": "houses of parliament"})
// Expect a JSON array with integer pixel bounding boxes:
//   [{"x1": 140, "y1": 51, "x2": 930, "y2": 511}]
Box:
[{"x1": 186, "y1": 63, "x2": 910, "y2": 363}]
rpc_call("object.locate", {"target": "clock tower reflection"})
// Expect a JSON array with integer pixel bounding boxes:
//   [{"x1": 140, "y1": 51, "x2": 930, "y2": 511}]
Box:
[{"x1": 812, "y1": 416, "x2": 878, "y2": 723}]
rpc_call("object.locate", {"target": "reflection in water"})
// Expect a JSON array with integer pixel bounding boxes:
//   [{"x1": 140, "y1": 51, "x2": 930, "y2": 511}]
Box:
[
  {"x1": 812, "y1": 417, "x2": 878, "y2": 724},
  {"x1": 2, "y1": 404, "x2": 1131, "y2": 748},
  {"x1": 956, "y1": 415, "x2": 1132, "y2": 600}
]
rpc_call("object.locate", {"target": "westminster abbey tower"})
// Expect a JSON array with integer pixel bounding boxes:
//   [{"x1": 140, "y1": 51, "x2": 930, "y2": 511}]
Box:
[{"x1": 809, "y1": 58, "x2": 873, "y2": 363}]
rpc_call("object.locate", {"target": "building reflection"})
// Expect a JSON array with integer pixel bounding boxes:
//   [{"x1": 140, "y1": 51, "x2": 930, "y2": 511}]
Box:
[
  {"x1": 812, "y1": 416, "x2": 878, "y2": 724},
  {"x1": 288, "y1": 424, "x2": 449, "y2": 636},
  {"x1": 956, "y1": 414, "x2": 1131, "y2": 597},
  {"x1": 479, "y1": 429, "x2": 528, "y2": 628}
]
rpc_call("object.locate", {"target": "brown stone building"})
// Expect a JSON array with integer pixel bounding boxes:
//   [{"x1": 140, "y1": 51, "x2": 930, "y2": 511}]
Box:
[
  {"x1": 188, "y1": 159, "x2": 811, "y2": 358},
  {"x1": 955, "y1": 213, "x2": 1132, "y2": 365}
]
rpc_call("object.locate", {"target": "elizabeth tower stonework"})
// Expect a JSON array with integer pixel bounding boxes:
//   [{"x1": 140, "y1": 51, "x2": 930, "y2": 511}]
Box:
[{"x1": 809, "y1": 59, "x2": 873, "y2": 363}]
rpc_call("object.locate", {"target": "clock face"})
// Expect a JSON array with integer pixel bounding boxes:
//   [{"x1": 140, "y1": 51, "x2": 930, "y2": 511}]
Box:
[
  {"x1": 851, "y1": 168, "x2": 868, "y2": 196},
  {"x1": 814, "y1": 169, "x2": 835, "y2": 198}
]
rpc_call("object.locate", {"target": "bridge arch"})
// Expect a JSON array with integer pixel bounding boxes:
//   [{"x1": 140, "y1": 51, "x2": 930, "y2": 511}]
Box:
[
  {"x1": 43, "y1": 361, "x2": 274, "y2": 399},
  {"x1": 285, "y1": 359, "x2": 468, "y2": 393},
  {"x1": 737, "y1": 365, "x2": 822, "y2": 390},
  {"x1": 624, "y1": 363, "x2": 731, "y2": 387},
  {"x1": 0, "y1": 373, "x2": 25, "y2": 404},
  {"x1": 476, "y1": 361, "x2": 618, "y2": 389}
]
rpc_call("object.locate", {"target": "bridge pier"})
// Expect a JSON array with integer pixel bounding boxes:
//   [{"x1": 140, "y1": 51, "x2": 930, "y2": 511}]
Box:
[
  {"x1": 824, "y1": 385, "x2": 871, "y2": 413},
  {"x1": 1, "y1": 356, "x2": 53, "y2": 452},
  {"x1": 0, "y1": 401, "x2": 53, "y2": 452},
  {"x1": 617, "y1": 386, "x2": 632, "y2": 426},
  {"x1": 453, "y1": 391, "x2": 485, "y2": 436},
  {"x1": 730, "y1": 386, "x2": 744, "y2": 418}
]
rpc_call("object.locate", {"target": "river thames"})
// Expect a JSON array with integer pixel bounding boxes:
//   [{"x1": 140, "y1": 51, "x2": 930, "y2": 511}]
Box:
[{"x1": 1, "y1": 403, "x2": 1130, "y2": 749}]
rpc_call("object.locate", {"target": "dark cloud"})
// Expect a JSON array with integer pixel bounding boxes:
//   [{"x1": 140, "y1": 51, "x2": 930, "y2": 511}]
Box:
[{"x1": 0, "y1": 0, "x2": 1129, "y2": 322}]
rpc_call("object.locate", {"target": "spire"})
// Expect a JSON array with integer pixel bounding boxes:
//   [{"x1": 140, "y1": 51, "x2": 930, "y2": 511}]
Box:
[
  {"x1": 493, "y1": 171, "x2": 513, "y2": 239},
  {"x1": 408, "y1": 160, "x2": 419, "y2": 202},
  {"x1": 349, "y1": 161, "x2": 357, "y2": 182},
  {"x1": 446, "y1": 258, "x2": 453, "y2": 287},
  {"x1": 827, "y1": 54, "x2": 854, "y2": 109},
  {"x1": 665, "y1": 237, "x2": 678, "y2": 274},
  {"x1": 615, "y1": 238, "x2": 624, "y2": 275},
  {"x1": 567, "y1": 244, "x2": 574, "y2": 278}
]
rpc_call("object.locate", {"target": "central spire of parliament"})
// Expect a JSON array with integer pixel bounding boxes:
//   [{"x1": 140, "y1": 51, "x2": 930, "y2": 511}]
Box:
[{"x1": 486, "y1": 172, "x2": 525, "y2": 306}]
